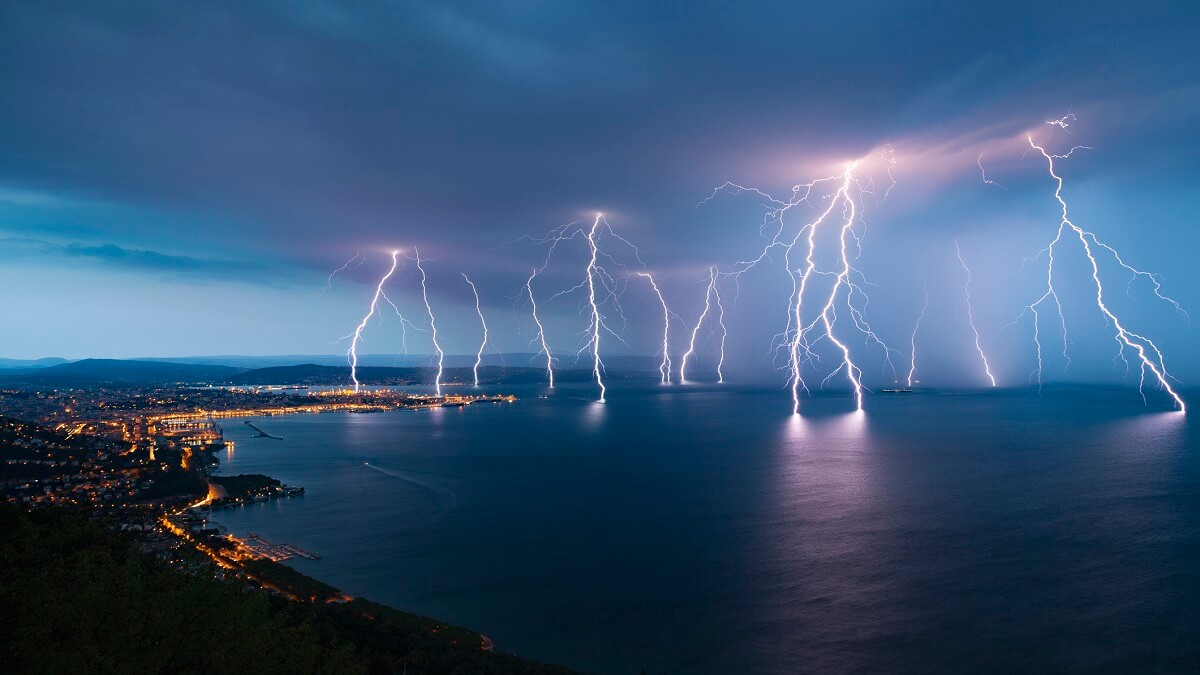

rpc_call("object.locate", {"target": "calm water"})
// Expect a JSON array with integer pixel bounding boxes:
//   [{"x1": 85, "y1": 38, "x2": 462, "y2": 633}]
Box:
[{"x1": 213, "y1": 385, "x2": 1199, "y2": 673}]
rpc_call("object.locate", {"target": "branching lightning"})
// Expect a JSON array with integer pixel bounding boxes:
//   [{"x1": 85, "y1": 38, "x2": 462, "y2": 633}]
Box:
[
  {"x1": 907, "y1": 283, "x2": 928, "y2": 388},
  {"x1": 714, "y1": 271, "x2": 727, "y2": 384},
  {"x1": 956, "y1": 240, "x2": 997, "y2": 387},
  {"x1": 638, "y1": 271, "x2": 673, "y2": 383},
  {"x1": 583, "y1": 215, "x2": 607, "y2": 403},
  {"x1": 680, "y1": 266, "x2": 719, "y2": 383},
  {"x1": 705, "y1": 150, "x2": 900, "y2": 413},
  {"x1": 318, "y1": 251, "x2": 367, "y2": 296},
  {"x1": 462, "y1": 274, "x2": 489, "y2": 387},
  {"x1": 321, "y1": 116, "x2": 1186, "y2": 417},
  {"x1": 978, "y1": 154, "x2": 1006, "y2": 190},
  {"x1": 522, "y1": 214, "x2": 643, "y2": 402},
  {"x1": 527, "y1": 266, "x2": 555, "y2": 388},
  {"x1": 1017, "y1": 121, "x2": 1185, "y2": 411},
  {"x1": 412, "y1": 249, "x2": 445, "y2": 396},
  {"x1": 344, "y1": 250, "x2": 400, "y2": 393}
]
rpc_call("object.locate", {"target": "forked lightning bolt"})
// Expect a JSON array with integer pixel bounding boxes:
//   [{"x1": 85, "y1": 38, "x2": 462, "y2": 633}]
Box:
[
  {"x1": 680, "y1": 266, "x2": 719, "y2": 383},
  {"x1": 1019, "y1": 122, "x2": 1185, "y2": 411},
  {"x1": 907, "y1": 283, "x2": 928, "y2": 388},
  {"x1": 638, "y1": 272, "x2": 673, "y2": 383},
  {"x1": 583, "y1": 215, "x2": 607, "y2": 403},
  {"x1": 714, "y1": 271, "x2": 727, "y2": 383},
  {"x1": 525, "y1": 214, "x2": 641, "y2": 402},
  {"x1": 412, "y1": 249, "x2": 445, "y2": 396},
  {"x1": 706, "y1": 151, "x2": 899, "y2": 413},
  {"x1": 344, "y1": 250, "x2": 400, "y2": 393},
  {"x1": 526, "y1": 266, "x2": 555, "y2": 388},
  {"x1": 462, "y1": 274, "x2": 489, "y2": 387},
  {"x1": 956, "y1": 240, "x2": 996, "y2": 387}
]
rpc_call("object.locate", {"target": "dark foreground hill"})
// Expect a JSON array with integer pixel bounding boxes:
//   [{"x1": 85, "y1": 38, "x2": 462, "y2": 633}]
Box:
[
  {"x1": 0, "y1": 505, "x2": 574, "y2": 674},
  {"x1": 0, "y1": 358, "x2": 241, "y2": 386}
]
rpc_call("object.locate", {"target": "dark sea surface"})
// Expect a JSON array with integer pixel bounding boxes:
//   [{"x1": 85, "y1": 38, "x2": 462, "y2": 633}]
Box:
[{"x1": 212, "y1": 384, "x2": 1199, "y2": 674}]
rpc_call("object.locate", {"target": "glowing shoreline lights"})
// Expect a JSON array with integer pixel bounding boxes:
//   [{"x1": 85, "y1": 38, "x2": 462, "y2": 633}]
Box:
[{"x1": 333, "y1": 117, "x2": 1185, "y2": 414}]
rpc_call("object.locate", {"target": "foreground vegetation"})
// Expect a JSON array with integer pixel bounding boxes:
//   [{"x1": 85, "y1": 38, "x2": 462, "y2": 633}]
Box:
[{"x1": 0, "y1": 505, "x2": 575, "y2": 674}]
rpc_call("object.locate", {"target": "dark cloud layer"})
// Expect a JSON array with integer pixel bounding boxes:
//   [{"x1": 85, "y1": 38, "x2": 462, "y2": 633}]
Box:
[
  {"x1": 1, "y1": 236, "x2": 291, "y2": 285},
  {"x1": 1, "y1": 1, "x2": 1194, "y2": 257}
]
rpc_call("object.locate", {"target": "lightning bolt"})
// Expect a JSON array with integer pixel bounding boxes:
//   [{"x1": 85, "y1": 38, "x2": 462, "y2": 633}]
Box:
[
  {"x1": 977, "y1": 154, "x2": 1006, "y2": 190},
  {"x1": 1019, "y1": 125, "x2": 1185, "y2": 411},
  {"x1": 637, "y1": 271, "x2": 673, "y2": 383},
  {"x1": 680, "y1": 266, "x2": 718, "y2": 383},
  {"x1": 521, "y1": 225, "x2": 583, "y2": 389},
  {"x1": 412, "y1": 249, "x2": 445, "y2": 396},
  {"x1": 462, "y1": 274, "x2": 489, "y2": 387},
  {"x1": 521, "y1": 216, "x2": 640, "y2": 399},
  {"x1": 955, "y1": 240, "x2": 997, "y2": 387},
  {"x1": 706, "y1": 149, "x2": 899, "y2": 413},
  {"x1": 345, "y1": 250, "x2": 400, "y2": 393},
  {"x1": 907, "y1": 283, "x2": 928, "y2": 388},
  {"x1": 583, "y1": 214, "x2": 607, "y2": 403},
  {"x1": 318, "y1": 251, "x2": 366, "y2": 296},
  {"x1": 526, "y1": 267, "x2": 555, "y2": 388},
  {"x1": 714, "y1": 270, "x2": 727, "y2": 383}
]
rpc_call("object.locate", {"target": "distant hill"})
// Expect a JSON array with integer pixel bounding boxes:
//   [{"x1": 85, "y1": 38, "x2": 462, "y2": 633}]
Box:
[
  {"x1": 228, "y1": 363, "x2": 617, "y2": 387},
  {"x1": 229, "y1": 364, "x2": 421, "y2": 386},
  {"x1": 0, "y1": 357, "x2": 658, "y2": 388},
  {"x1": 0, "y1": 357, "x2": 71, "y2": 370},
  {"x1": 138, "y1": 353, "x2": 663, "y2": 370},
  {"x1": 0, "y1": 359, "x2": 241, "y2": 386}
]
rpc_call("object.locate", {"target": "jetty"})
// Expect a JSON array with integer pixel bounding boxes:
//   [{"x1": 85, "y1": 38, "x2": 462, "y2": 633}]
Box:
[{"x1": 242, "y1": 532, "x2": 320, "y2": 561}]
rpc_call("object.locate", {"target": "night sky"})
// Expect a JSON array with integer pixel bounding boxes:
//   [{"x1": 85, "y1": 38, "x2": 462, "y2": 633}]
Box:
[{"x1": 1, "y1": 1, "x2": 1197, "y2": 390}]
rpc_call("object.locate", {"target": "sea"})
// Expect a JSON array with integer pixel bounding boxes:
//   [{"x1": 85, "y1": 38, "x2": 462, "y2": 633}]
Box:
[{"x1": 211, "y1": 383, "x2": 1199, "y2": 674}]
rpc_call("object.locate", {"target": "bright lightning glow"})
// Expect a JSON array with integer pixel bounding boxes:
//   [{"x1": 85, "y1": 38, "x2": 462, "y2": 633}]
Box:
[
  {"x1": 412, "y1": 249, "x2": 444, "y2": 396},
  {"x1": 522, "y1": 216, "x2": 640, "y2": 399},
  {"x1": 907, "y1": 284, "x2": 928, "y2": 388},
  {"x1": 814, "y1": 166, "x2": 867, "y2": 411},
  {"x1": 713, "y1": 271, "x2": 727, "y2": 383},
  {"x1": 1021, "y1": 131, "x2": 1185, "y2": 411},
  {"x1": 462, "y1": 274, "x2": 488, "y2": 387},
  {"x1": 680, "y1": 266, "x2": 718, "y2": 383},
  {"x1": 638, "y1": 272, "x2": 673, "y2": 383},
  {"x1": 583, "y1": 214, "x2": 607, "y2": 403},
  {"x1": 707, "y1": 150, "x2": 898, "y2": 414},
  {"x1": 955, "y1": 240, "x2": 997, "y2": 387},
  {"x1": 345, "y1": 250, "x2": 400, "y2": 393}
]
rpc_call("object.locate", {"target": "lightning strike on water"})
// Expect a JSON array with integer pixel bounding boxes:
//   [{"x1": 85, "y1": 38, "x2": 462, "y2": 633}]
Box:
[
  {"x1": 638, "y1": 272, "x2": 673, "y2": 383},
  {"x1": 706, "y1": 149, "x2": 898, "y2": 413},
  {"x1": 583, "y1": 215, "x2": 607, "y2": 403},
  {"x1": 345, "y1": 250, "x2": 400, "y2": 393},
  {"x1": 462, "y1": 274, "x2": 489, "y2": 387},
  {"x1": 522, "y1": 216, "x2": 641, "y2": 399},
  {"x1": 521, "y1": 226, "x2": 584, "y2": 389},
  {"x1": 680, "y1": 266, "x2": 718, "y2": 383},
  {"x1": 412, "y1": 249, "x2": 445, "y2": 396},
  {"x1": 1019, "y1": 124, "x2": 1185, "y2": 411},
  {"x1": 956, "y1": 240, "x2": 997, "y2": 387},
  {"x1": 714, "y1": 271, "x2": 727, "y2": 383},
  {"x1": 526, "y1": 267, "x2": 555, "y2": 388},
  {"x1": 907, "y1": 284, "x2": 928, "y2": 388}
]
